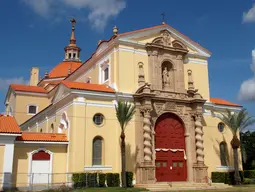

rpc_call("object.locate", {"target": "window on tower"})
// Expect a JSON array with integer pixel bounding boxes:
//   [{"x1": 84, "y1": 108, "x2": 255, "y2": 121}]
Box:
[
  {"x1": 73, "y1": 53, "x2": 76, "y2": 59},
  {"x1": 104, "y1": 67, "x2": 109, "y2": 81},
  {"x1": 28, "y1": 105, "x2": 38, "y2": 115},
  {"x1": 69, "y1": 53, "x2": 72, "y2": 59}
]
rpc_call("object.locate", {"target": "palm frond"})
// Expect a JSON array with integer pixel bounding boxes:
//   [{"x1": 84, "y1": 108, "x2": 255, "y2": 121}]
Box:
[
  {"x1": 115, "y1": 100, "x2": 136, "y2": 132},
  {"x1": 219, "y1": 108, "x2": 255, "y2": 135}
]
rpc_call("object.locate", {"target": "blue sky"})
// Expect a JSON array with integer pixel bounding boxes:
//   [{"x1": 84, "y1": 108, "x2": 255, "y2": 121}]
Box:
[{"x1": 1, "y1": 0, "x2": 255, "y2": 125}]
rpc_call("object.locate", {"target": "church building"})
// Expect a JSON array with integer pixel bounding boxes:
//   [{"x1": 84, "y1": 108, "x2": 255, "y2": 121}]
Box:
[{"x1": 0, "y1": 19, "x2": 242, "y2": 189}]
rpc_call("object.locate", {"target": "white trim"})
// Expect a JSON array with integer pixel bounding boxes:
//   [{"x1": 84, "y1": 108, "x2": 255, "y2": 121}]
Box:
[
  {"x1": 41, "y1": 77, "x2": 65, "y2": 82},
  {"x1": 27, "y1": 104, "x2": 39, "y2": 115},
  {"x1": 116, "y1": 47, "x2": 147, "y2": 55},
  {"x1": 204, "y1": 102, "x2": 242, "y2": 111},
  {"x1": 16, "y1": 91, "x2": 47, "y2": 97},
  {"x1": 15, "y1": 141, "x2": 69, "y2": 144},
  {"x1": 86, "y1": 102, "x2": 115, "y2": 108},
  {"x1": 118, "y1": 26, "x2": 211, "y2": 58},
  {"x1": 28, "y1": 148, "x2": 53, "y2": 186},
  {"x1": 84, "y1": 165, "x2": 112, "y2": 171},
  {"x1": 0, "y1": 133, "x2": 21, "y2": 136},
  {"x1": 216, "y1": 166, "x2": 234, "y2": 171},
  {"x1": 185, "y1": 58, "x2": 208, "y2": 65}
]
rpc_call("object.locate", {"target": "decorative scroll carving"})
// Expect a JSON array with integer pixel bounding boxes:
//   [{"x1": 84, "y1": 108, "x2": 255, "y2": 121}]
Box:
[
  {"x1": 153, "y1": 103, "x2": 164, "y2": 115},
  {"x1": 161, "y1": 30, "x2": 171, "y2": 46},
  {"x1": 194, "y1": 113, "x2": 205, "y2": 163},
  {"x1": 164, "y1": 102, "x2": 176, "y2": 111},
  {"x1": 140, "y1": 107, "x2": 153, "y2": 161}
]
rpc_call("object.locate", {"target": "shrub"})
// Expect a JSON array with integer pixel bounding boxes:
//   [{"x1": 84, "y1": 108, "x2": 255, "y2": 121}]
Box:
[
  {"x1": 211, "y1": 172, "x2": 226, "y2": 183},
  {"x1": 99, "y1": 173, "x2": 106, "y2": 187},
  {"x1": 243, "y1": 178, "x2": 252, "y2": 184},
  {"x1": 106, "y1": 173, "x2": 114, "y2": 187},
  {"x1": 72, "y1": 173, "x2": 80, "y2": 188},
  {"x1": 113, "y1": 173, "x2": 120, "y2": 187},
  {"x1": 211, "y1": 171, "x2": 244, "y2": 185},
  {"x1": 126, "y1": 172, "x2": 133, "y2": 187},
  {"x1": 87, "y1": 173, "x2": 98, "y2": 188},
  {"x1": 244, "y1": 170, "x2": 255, "y2": 178}
]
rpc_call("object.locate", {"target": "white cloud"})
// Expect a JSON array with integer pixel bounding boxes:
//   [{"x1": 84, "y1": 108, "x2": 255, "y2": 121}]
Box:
[
  {"x1": 243, "y1": 4, "x2": 255, "y2": 23},
  {"x1": 0, "y1": 77, "x2": 28, "y2": 91},
  {"x1": 22, "y1": 0, "x2": 126, "y2": 30},
  {"x1": 238, "y1": 50, "x2": 255, "y2": 101}
]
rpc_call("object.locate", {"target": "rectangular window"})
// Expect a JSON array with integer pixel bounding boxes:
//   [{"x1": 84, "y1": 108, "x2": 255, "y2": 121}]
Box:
[
  {"x1": 104, "y1": 68, "x2": 109, "y2": 81},
  {"x1": 28, "y1": 105, "x2": 37, "y2": 114}
]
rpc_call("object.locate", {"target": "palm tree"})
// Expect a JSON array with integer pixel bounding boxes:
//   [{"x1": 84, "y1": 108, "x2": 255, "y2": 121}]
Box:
[
  {"x1": 218, "y1": 108, "x2": 255, "y2": 184},
  {"x1": 115, "y1": 100, "x2": 136, "y2": 188}
]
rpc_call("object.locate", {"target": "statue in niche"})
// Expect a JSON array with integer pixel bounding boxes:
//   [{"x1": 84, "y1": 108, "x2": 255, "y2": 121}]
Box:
[{"x1": 162, "y1": 67, "x2": 170, "y2": 88}]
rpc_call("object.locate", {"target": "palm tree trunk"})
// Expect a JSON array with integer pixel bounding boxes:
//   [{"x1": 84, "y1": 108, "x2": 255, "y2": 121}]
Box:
[
  {"x1": 233, "y1": 148, "x2": 241, "y2": 185},
  {"x1": 120, "y1": 131, "x2": 127, "y2": 188}
]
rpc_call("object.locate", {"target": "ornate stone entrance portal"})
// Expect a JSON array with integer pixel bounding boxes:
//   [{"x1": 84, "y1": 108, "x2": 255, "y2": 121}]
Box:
[
  {"x1": 155, "y1": 113, "x2": 187, "y2": 182},
  {"x1": 134, "y1": 29, "x2": 208, "y2": 185}
]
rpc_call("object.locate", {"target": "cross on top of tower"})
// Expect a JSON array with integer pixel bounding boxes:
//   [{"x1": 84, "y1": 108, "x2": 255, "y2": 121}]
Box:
[
  {"x1": 70, "y1": 18, "x2": 76, "y2": 30},
  {"x1": 161, "y1": 13, "x2": 166, "y2": 25}
]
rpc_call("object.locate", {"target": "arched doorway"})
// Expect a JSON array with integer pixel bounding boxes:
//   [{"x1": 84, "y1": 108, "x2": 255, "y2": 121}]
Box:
[
  {"x1": 155, "y1": 113, "x2": 187, "y2": 182},
  {"x1": 29, "y1": 149, "x2": 52, "y2": 185}
]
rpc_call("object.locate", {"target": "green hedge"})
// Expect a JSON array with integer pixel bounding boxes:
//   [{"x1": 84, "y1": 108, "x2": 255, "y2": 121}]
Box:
[
  {"x1": 99, "y1": 173, "x2": 106, "y2": 187},
  {"x1": 106, "y1": 173, "x2": 120, "y2": 187},
  {"x1": 211, "y1": 171, "x2": 244, "y2": 185},
  {"x1": 72, "y1": 172, "x2": 123, "y2": 188},
  {"x1": 244, "y1": 170, "x2": 255, "y2": 178},
  {"x1": 126, "y1": 172, "x2": 133, "y2": 187}
]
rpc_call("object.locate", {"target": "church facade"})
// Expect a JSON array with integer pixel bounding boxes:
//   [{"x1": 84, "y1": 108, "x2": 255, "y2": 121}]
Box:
[{"x1": 0, "y1": 20, "x2": 243, "y2": 189}]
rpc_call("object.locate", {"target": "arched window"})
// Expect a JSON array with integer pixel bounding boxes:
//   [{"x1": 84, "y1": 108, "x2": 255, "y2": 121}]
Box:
[
  {"x1": 51, "y1": 123, "x2": 54, "y2": 133},
  {"x1": 40, "y1": 128, "x2": 43, "y2": 133},
  {"x1": 58, "y1": 112, "x2": 69, "y2": 133},
  {"x1": 220, "y1": 142, "x2": 227, "y2": 166},
  {"x1": 92, "y1": 137, "x2": 103, "y2": 165}
]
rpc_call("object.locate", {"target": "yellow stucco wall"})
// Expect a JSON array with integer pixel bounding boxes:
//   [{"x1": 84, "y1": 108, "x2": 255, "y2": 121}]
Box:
[
  {"x1": 203, "y1": 115, "x2": 243, "y2": 177},
  {"x1": 12, "y1": 145, "x2": 67, "y2": 187},
  {"x1": 14, "y1": 95, "x2": 50, "y2": 125},
  {"x1": 67, "y1": 97, "x2": 136, "y2": 175},
  {"x1": 0, "y1": 145, "x2": 5, "y2": 174}
]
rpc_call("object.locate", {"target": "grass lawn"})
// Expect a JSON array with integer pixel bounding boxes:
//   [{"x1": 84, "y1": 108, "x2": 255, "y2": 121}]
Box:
[
  {"x1": 72, "y1": 185, "x2": 255, "y2": 192},
  {"x1": 73, "y1": 188, "x2": 148, "y2": 192}
]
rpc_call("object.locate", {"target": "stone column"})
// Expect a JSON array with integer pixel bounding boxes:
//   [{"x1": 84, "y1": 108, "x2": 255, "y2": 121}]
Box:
[
  {"x1": 137, "y1": 107, "x2": 156, "y2": 184},
  {"x1": 184, "y1": 127, "x2": 193, "y2": 182},
  {"x1": 2, "y1": 141, "x2": 15, "y2": 189},
  {"x1": 143, "y1": 109, "x2": 152, "y2": 161},
  {"x1": 193, "y1": 114, "x2": 208, "y2": 183}
]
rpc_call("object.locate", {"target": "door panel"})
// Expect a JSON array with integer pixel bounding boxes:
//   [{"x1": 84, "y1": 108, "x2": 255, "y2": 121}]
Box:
[{"x1": 155, "y1": 113, "x2": 187, "y2": 182}]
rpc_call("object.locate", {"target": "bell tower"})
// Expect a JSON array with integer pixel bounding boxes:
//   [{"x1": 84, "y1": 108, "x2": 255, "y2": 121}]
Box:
[{"x1": 64, "y1": 18, "x2": 81, "y2": 61}]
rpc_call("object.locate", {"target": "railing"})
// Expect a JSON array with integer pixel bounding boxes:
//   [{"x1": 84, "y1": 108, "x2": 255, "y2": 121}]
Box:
[{"x1": 0, "y1": 172, "x2": 74, "y2": 191}]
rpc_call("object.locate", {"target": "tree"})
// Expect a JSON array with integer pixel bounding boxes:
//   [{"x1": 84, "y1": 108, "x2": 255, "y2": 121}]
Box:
[
  {"x1": 218, "y1": 109, "x2": 255, "y2": 184},
  {"x1": 115, "y1": 100, "x2": 136, "y2": 188},
  {"x1": 240, "y1": 131, "x2": 255, "y2": 170}
]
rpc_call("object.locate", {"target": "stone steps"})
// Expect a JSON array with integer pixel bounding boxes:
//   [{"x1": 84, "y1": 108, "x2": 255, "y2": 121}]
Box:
[{"x1": 135, "y1": 182, "x2": 232, "y2": 191}]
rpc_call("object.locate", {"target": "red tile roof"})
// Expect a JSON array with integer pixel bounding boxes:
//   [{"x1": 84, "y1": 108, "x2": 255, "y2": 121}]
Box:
[
  {"x1": 0, "y1": 115, "x2": 21, "y2": 134},
  {"x1": 49, "y1": 61, "x2": 82, "y2": 78},
  {"x1": 210, "y1": 98, "x2": 242, "y2": 107},
  {"x1": 10, "y1": 84, "x2": 47, "y2": 94},
  {"x1": 62, "y1": 81, "x2": 115, "y2": 93},
  {"x1": 16, "y1": 132, "x2": 68, "y2": 142},
  {"x1": 118, "y1": 24, "x2": 211, "y2": 55}
]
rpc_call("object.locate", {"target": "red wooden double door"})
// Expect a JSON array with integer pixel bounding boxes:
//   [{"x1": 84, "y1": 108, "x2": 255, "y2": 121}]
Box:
[{"x1": 155, "y1": 113, "x2": 187, "y2": 182}]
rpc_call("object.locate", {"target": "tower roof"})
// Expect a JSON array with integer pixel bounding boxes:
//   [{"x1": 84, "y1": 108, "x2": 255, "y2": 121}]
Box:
[{"x1": 48, "y1": 61, "x2": 82, "y2": 78}]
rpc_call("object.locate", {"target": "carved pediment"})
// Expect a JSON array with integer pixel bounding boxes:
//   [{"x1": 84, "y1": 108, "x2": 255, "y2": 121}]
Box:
[{"x1": 152, "y1": 30, "x2": 172, "y2": 47}]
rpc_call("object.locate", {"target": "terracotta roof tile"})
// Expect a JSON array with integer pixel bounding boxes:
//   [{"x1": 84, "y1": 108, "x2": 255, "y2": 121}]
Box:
[
  {"x1": 16, "y1": 132, "x2": 68, "y2": 142},
  {"x1": 0, "y1": 115, "x2": 21, "y2": 134},
  {"x1": 62, "y1": 81, "x2": 115, "y2": 93},
  {"x1": 11, "y1": 84, "x2": 48, "y2": 94},
  {"x1": 49, "y1": 61, "x2": 82, "y2": 78},
  {"x1": 210, "y1": 98, "x2": 242, "y2": 107}
]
